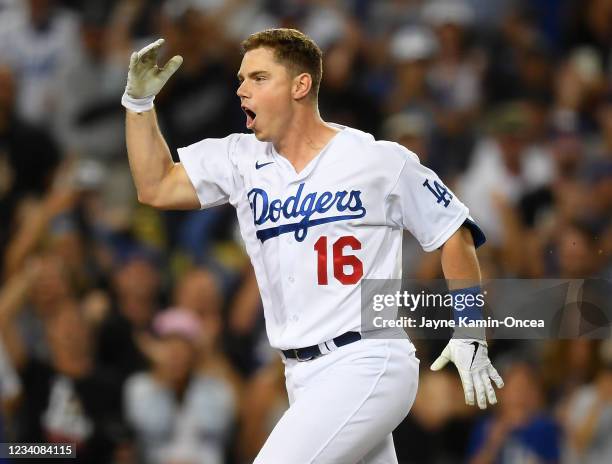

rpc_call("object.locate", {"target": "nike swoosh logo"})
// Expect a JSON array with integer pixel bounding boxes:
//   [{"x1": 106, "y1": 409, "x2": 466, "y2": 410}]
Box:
[
  {"x1": 470, "y1": 342, "x2": 480, "y2": 369},
  {"x1": 256, "y1": 161, "x2": 274, "y2": 170}
]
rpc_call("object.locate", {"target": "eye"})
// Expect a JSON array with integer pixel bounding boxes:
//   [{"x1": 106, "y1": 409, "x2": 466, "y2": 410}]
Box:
[{"x1": 255, "y1": 76, "x2": 266, "y2": 82}]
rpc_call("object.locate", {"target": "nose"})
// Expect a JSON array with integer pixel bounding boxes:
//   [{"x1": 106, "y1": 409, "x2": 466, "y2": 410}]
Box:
[{"x1": 236, "y1": 80, "x2": 248, "y2": 99}]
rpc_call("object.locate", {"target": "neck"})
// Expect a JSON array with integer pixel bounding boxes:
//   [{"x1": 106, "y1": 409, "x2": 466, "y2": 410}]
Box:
[
  {"x1": 272, "y1": 106, "x2": 340, "y2": 172},
  {"x1": 153, "y1": 369, "x2": 190, "y2": 394}
]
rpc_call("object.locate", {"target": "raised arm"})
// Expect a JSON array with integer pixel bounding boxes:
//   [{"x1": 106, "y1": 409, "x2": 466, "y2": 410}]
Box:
[{"x1": 123, "y1": 39, "x2": 199, "y2": 210}]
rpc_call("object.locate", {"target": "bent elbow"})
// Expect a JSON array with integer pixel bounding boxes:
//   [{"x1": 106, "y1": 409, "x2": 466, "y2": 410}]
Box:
[
  {"x1": 136, "y1": 190, "x2": 151, "y2": 206},
  {"x1": 136, "y1": 190, "x2": 162, "y2": 209}
]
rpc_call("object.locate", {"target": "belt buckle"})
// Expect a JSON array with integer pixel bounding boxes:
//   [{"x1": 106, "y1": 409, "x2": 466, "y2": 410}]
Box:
[{"x1": 294, "y1": 349, "x2": 313, "y2": 362}]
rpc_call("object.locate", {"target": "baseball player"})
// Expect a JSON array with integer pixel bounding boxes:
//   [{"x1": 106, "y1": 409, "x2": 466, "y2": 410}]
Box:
[{"x1": 122, "y1": 29, "x2": 504, "y2": 464}]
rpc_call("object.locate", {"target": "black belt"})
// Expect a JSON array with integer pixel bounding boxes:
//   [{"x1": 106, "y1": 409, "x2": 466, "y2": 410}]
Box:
[{"x1": 282, "y1": 331, "x2": 362, "y2": 361}]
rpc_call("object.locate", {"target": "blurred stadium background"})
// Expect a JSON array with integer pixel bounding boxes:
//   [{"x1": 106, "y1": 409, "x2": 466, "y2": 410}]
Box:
[{"x1": 0, "y1": 0, "x2": 611, "y2": 463}]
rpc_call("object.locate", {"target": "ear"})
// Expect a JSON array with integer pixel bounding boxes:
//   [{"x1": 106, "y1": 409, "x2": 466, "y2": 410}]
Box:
[{"x1": 292, "y1": 72, "x2": 313, "y2": 100}]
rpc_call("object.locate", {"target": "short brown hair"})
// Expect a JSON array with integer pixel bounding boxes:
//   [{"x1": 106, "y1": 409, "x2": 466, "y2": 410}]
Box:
[{"x1": 241, "y1": 28, "x2": 323, "y2": 100}]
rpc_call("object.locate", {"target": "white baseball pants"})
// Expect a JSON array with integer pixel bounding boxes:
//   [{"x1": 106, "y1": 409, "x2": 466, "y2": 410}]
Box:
[{"x1": 254, "y1": 337, "x2": 420, "y2": 464}]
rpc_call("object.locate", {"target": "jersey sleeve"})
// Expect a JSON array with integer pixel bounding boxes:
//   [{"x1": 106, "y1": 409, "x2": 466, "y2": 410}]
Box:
[
  {"x1": 384, "y1": 147, "x2": 485, "y2": 251},
  {"x1": 177, "y1": 134, "x2": 241, "y2": 209}
]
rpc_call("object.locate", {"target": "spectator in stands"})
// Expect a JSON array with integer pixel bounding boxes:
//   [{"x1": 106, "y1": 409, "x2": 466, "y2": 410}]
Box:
[
  {"x1": 0, "y1": 0, "x2": 79, "y2": 125},
  {"x1": 318, "y1": 38, "x2": 382, "y2": 137},
  {"x1": 54, "y1": 3, "x2": 127, "y2": 162},
  {"x1": 458, "y1": 102, "x2": 554, "y2": 247},
  {"x1": 552, "y1": 48, "x2": 606, "y2": 134},
  {"x1": 386, "y1": 26, "x2": 437, "y2": 118},
  {"x1": 226, "y1": 263, "x2": 273, "y2": 376},
  {"x1": 563, "y1": 0, "x2": 612, "y2": 72},
  {"x1": 562, "y1": 359, "x2": 612, "y2": 463},
  {"x1": 173, "y1": 267, "x2": 242, "y2": 402},
  {"x1": 483, "y1": 7, "x2": 554, "y2": 105},
  {"x1": 124, "y1": 307, "x2": 235, "y2": 464},
  {"x1": 96, "y1": 250, "x2": 162, "y2": 383},
  {"x1": 423, "y1": 0, "x2": 482, "y2": 116},
  {"x1": 468, "y1": 361, "x2": 561, "y2": 463},
  {"x1": 238, "y1": 358, "x2": 288, "y2": 463},
  {"x1": 0, "y1": 253, "x2": 77, "y2": 369},
  {"x1": 423, "y1": 0, "x2": 483, "y2": 179},
  {"x1": 363, "y1": 0, "x2": 422, "y2": 38},
  {"x1": 395, "y1": 370, "x2": 476, "y2": 463},
  {"x1": 15, "y1": 303, "x2": 121, "y2": 464},
  {"x1": 0, "y1": 65, "x2": 61, "y2": 261},
  {"x1": 542, "y1": 340, "x2": 603, "y2": 405}
]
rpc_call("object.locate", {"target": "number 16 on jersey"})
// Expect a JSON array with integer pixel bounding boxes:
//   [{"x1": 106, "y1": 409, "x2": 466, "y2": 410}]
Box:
[{"x1": 314, "y1": 235, "x2": 363, "y2": 285}]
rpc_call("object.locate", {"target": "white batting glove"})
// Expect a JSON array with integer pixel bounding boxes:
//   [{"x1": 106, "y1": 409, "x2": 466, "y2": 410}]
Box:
[
  {"x1": 431, "y1": 339, "x2": 504, "y2": 409},
  {"x1": 121, "y1": 38, "x2": 183, "y2": 113}
]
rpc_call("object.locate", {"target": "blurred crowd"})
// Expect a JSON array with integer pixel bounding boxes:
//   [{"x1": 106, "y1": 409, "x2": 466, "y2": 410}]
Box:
[{"x1": 0, "y1": 0, "x2": 610, "y2": 463}]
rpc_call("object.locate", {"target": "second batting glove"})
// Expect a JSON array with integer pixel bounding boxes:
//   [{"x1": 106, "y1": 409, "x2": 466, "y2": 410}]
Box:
[{"x1": 431, "y1": 339, "x2": 504, "y2": 409}]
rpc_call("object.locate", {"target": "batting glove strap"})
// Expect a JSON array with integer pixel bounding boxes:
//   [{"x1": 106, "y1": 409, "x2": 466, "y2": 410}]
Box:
[{"x1": 121, "y1": 90, "x2": 155, "y2": 113}]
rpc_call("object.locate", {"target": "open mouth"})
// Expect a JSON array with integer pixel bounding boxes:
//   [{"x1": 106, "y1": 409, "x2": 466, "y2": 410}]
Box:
[{"x1": 242, "y1": 107, "x2": 256, "y2": 129}]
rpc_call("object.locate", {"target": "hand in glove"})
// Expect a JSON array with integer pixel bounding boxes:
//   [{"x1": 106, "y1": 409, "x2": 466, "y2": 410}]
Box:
[
  {"x1": 431, "y1": 339, "x2": 504, "y2": 409},
  {"x1": 122, "y1": 38, "x2": 183, "y2": 112}
]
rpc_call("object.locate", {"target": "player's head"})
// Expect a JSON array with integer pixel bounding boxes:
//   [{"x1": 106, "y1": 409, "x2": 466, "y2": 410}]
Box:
[{"x1": 237, "y1": 28, "x2": 323, "y2": 141}]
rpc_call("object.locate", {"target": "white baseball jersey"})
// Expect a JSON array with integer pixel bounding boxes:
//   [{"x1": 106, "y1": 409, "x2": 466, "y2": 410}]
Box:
[{"x1": 178, "y1": 124, "x2": 482, "y2": 350}]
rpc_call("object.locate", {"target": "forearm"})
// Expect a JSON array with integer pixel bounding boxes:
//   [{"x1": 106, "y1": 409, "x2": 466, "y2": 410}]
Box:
[
  {"x1": 441, "y1": 226, "x2": 481, "y2": 287},
  {"x1": 441, "y1": 226, "x2": 485, "y2": 340},
  {"x1": 3, "y1": 206, "x2": 48, "y2": 278},
  {"x1": 0, "y1": 272, "x2": 33, "y2": 368},
  {"x1": 125, "y1": 108, "x2": 175, "y2": 204},
  {"x1": 0, "y1": 273, "x2": 31, "y2": 323},
  {"x1": 230, "y1": 264, "x2": 263, "y2": 334}
]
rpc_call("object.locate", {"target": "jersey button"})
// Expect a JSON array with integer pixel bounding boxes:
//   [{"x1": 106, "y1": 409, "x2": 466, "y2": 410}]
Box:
[
  {"x1": 288, "y1": 276, "x2": 295, "y2": 283},
  {"x1": 291, "y1": 315, "x2": 299, "y2": 322}
]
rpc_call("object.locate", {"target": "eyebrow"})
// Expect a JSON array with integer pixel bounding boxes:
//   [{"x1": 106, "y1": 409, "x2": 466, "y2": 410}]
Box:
[{"x1": 236, "y1": 70, "x2": 269, "y2": 81}]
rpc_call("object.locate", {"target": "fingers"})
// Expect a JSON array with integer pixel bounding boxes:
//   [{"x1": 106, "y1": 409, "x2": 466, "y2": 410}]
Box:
[
  {"x1": 159, "y1": 55, "x2": 183, "y2": 81},
  {"x1": 136, "y1": 38, "x2": 165, "y2": 61},
  {"x1": 488, "y1": 364, "x2": 505, "y2": 389},
  {"x1": 430, "y1": 346, "x2": 450, "y2": 371},
  {"x1": 459, "y1": 370, "x2": 475, "y2": 406},
  {"x1": 132, "y1": 39, "x2": 165, "y2": 70},
  {"x1": 481, "y1": 370, "x2": 497, "y2": 406},
  {"x1": 472, "y1": 372, "x2": 487, "y2": 409}
]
